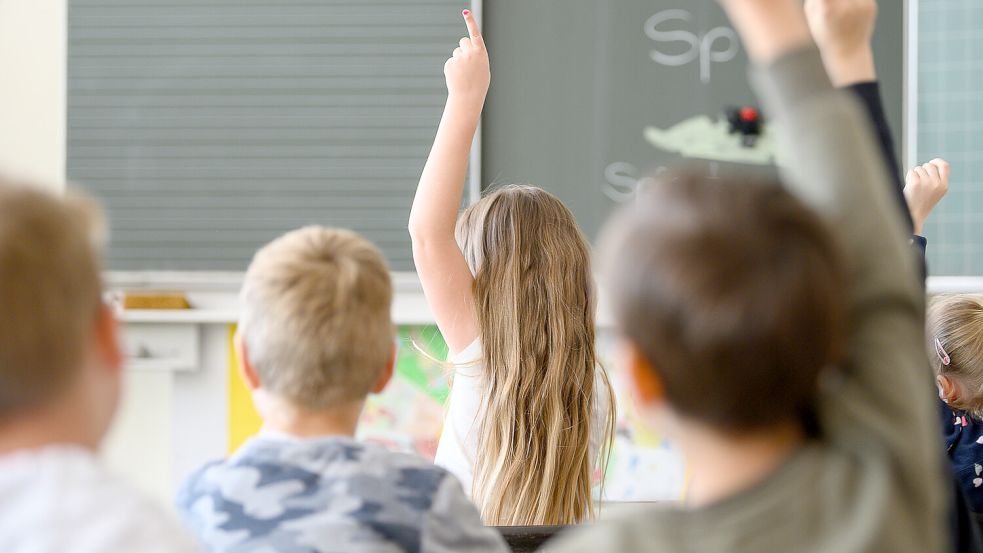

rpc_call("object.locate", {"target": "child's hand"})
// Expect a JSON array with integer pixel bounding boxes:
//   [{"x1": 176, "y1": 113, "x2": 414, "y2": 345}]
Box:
[
  {"x1": 443, "y1": 10, "x2": 490, "y2": 108},
  {"x1": 716, "y1": 0, "x2": 813, "y2": 64},
  {"x1": 805, "y1": 0, "x2": 877, "y2": 58},
  {"x1": 904, "y1": 159, "x2": 950, "y2": 235},
  {"x1": 805, "y1": 0, "x2": 878, "y2": 85}
]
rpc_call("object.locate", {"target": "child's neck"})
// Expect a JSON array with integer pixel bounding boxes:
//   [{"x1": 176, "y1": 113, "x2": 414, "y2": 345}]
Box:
[
  {"x1": 0, "y1": 395, "x2": 99, "y2": 455},
  {"x1": 258, "y1": 394, "x2": 364, "y2": 439},
  {"x1": 680, "y1": 419, "x2": 804, "y2": 508}
]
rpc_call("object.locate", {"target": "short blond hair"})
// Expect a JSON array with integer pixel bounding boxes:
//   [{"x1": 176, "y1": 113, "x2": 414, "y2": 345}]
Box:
[
  {"x1": 0, "y1": 181, "x2": 105, "y2": 415},
  {"x1": 929, "y1": 294, "x2": 983, "y2": 417},
  {"x1": 239, "y1": 226, "x2": 394, "y2": 409}
]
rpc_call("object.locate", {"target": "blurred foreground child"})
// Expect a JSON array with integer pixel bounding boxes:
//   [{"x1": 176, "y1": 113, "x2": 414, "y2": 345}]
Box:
[{"x1": 0, "y1": 182, "x2": 198, "y2": 552}]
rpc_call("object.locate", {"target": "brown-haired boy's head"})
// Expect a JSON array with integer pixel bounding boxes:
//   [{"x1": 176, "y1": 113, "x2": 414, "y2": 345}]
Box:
[
  {"x1": 601, "y1": 172, "x2": 847, "y2": 433},
  {"x1": 0, "y1": 180, "x2": 123, "y2": 450},
  {"x1": 237, "y1": 227, "x2": 396, "y2": 415}
]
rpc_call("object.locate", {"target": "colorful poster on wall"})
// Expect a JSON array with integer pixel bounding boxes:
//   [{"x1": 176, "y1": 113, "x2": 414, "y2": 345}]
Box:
[{"x1": 227, "y1": 325, "x2": 686, "y2": 502}]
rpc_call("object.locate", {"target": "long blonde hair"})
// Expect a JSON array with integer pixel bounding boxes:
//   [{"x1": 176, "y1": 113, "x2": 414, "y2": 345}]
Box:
[
  {"x1": 929, "y1": 294, "x2": 983, "y2": 417},
  {"x1": 455, "y1": 185, "x2": 616, "y2": 526}
]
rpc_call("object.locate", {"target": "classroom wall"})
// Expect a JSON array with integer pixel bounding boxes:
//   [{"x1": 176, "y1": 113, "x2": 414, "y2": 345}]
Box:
[
  {"x1": 5, "y1": 0, "x2": 981, "y2": 511},
  {"x1": 0, "y1": 0, "x2": 65, "y2": 188},
  {"x1": 112, "y1": 313, "x2": 687, "y2": 509}
]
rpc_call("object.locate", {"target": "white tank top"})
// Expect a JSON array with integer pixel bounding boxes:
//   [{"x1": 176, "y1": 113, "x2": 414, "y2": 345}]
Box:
[{"x1": 433, "y1": 339, "x2": 611, "y2": 498}]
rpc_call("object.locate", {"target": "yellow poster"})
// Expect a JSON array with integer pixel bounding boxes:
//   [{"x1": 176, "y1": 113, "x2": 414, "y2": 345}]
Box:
[{"x1": 227, "y1": 325, "x2": 262, "y2": 453}]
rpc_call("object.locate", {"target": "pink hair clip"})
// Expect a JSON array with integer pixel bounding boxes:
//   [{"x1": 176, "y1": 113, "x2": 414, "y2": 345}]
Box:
[{"x1": 936, "y1": 337, "x2": 951, "y2": 367}]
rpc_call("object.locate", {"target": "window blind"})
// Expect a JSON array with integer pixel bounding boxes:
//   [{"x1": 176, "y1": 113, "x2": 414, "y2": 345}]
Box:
[{"x1": 68, "y1": 0, "x2": 468, "y2": 271}]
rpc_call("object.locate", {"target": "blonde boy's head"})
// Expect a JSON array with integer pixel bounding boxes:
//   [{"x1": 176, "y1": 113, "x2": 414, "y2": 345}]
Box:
[
  {"x1": 239, "y1": 227, "x2": 394, "y2": 410},
  {"x1": 0, "y1": 181, "x2": 107, "y2": 416}
]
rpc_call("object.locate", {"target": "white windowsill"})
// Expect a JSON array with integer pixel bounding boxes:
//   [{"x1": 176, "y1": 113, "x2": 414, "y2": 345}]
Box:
[
  {"x1": 107, "y1": 271, "x2": 424, "y2": 293},
  {"x1": 111, "y1": 271, "x2": 432, "y2": 326},
  {"x1": 108, "y1": 272, "x2": 983, "y2": 326}
]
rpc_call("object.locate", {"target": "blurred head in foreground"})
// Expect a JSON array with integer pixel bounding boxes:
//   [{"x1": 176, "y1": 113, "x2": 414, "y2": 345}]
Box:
[
  {"x1": 0, "y1": 181, "x2": 122, "y2": 452},
  {"x1": 600, "y1": 171, "x2": 847, "y2": 438}
]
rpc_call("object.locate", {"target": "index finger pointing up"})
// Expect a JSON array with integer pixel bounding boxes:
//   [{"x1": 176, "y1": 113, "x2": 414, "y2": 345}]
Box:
[{"x1": 463, "y1": 10, "x2": 483, "y2": 45}]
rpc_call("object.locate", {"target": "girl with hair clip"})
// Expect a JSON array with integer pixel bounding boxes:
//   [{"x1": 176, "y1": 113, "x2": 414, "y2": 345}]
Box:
[
  {"x1": 408, "y1": 11, "x2": 615, "y2": 526},
  {"x1": 932, "y1": 295, "x2": 983, "y2": 515}
]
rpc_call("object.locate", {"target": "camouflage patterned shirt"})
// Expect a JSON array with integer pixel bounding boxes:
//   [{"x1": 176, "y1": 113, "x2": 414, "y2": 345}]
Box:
[{"x1": 177, "y1": 433, "x2": 508, "y2": 553}]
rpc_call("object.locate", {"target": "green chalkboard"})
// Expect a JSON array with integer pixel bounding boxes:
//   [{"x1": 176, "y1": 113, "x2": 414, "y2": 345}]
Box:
[
  {"x1": 68, "y1": 0, "x2": 470, "y2": 272},
  {"x1": 482, "y1": 0, "x2": 904, "y2": 242}
]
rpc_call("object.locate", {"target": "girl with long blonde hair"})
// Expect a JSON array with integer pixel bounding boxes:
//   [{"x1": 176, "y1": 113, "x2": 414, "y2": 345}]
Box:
[{"x1": 408, "y1": 12, "x2": 615, "y2": 526}]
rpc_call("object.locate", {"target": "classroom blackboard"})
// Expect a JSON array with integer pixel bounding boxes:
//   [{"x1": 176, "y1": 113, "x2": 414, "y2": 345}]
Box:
[
  {"x1": 482, "y1": 0, "x2": 904, "y2": 244},
  {"x1": 68, "y1": 0, "x2": 469, "y2": 272},
  {"x1": 68, "y1": 0, "x2": 907, "y2": 273}
]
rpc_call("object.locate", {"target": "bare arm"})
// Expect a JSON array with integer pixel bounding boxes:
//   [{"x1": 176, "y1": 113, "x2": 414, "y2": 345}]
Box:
[
  {"x1": 807, "y1": 0, "x2": 921, "y2": 263},
  {"x1": 408, "y1": 11, "x2": 489, "y2": 355},
  {"x1": 805, "y1": 0, "x2": 878, "y2": 87},
  {"x1": 718, "y1": 0, "x2": 814, "y2": 64}
]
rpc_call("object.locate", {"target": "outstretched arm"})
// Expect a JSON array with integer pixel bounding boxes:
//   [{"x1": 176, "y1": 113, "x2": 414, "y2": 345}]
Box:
[
  {"x1": 408, "y1": 11, "x2": 489, "y2": 355},
  {"x1": 720, "y1": 0, "x2": 938, "y2": 497},
  {"x1": 806, "y1": 0, "x2": 920, "y2": 267},
  {"x1": 806, "y1": 0, "x2": 910, "y2": 229}
]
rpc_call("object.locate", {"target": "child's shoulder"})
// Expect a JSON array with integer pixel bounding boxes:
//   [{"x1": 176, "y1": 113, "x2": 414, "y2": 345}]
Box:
[
  {"x1": 175, "y1": 436, "x2": 472, "y2": 551},
  {"x1": 356, "y1": 440, "x2": 459, "y2": 495},
  {"x1": 550, "y1": 503, "x2": 673, "y2": 552},
  {"x1": 0, "y1": 446, "x2": 197, "y2": 553},
  {"x1": 179, "y1": 435, "x2": 456, "y2": 511},
  {"x1": 940, "y1": 401, "x2": 983, "y2": 452}
]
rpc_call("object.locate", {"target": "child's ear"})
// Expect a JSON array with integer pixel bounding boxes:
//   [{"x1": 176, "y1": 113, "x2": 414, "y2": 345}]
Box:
[
  {"x1": 371, "y1": 344, "x2": 397, "y2": 395},
  {"x1": 95, "y1": 303, "x2": 124, "y2": 374},
  {"x1": 234, "y1": 332, "x2": 261, "y2": 391},
  {"x1": 623, "y1": 341, "x2": 666, "y2": 407},
  {"x1": 938, "y1": 374, "x2": 960, "y2": 405}
]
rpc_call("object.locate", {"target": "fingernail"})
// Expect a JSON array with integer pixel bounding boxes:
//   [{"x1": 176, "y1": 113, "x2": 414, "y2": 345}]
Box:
[{"x1": 463, "y1": 9, "x2": 470, "y2": 16}]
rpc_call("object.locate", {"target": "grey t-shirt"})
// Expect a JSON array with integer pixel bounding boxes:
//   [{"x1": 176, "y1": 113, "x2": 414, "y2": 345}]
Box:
[{"x1": 177, "y1": 432, "x2": 508, "y2": 553}]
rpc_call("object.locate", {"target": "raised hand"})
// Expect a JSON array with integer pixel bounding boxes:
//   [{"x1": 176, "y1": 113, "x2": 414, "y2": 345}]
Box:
[
  {"x1": 805, "y1": 0, "x2": 878, "y2": 85},
  {"x1": 408, "y1": 10, "x2": 488, "y2": 355},
  {"x1": 716, "y1": 0, "x2": 813, "y2": 64},
  {"x1": 443, "y1": 10, "x2": 490, "y2": 108},
  {"x1": 905, "y1": 159, "x2": 950, "y2": 235}
]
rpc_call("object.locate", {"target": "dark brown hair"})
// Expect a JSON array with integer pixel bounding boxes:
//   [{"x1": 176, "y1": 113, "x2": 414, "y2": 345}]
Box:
[{"x1": 600, "y1": 171, "x2": 847, "y2": 432}]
